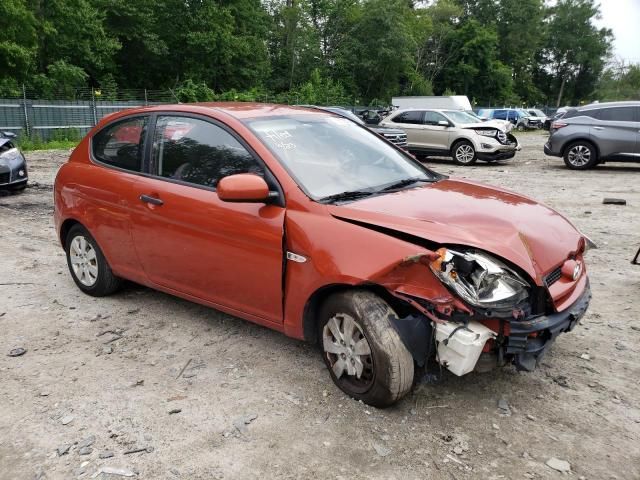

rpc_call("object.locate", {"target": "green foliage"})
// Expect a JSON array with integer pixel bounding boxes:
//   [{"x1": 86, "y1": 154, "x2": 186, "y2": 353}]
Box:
[
  {"x1": 597, "y1": 64, "x2": 640, "y2": 101},
  {"x1": 175, "y1": 80, "x2": 216, "y2": 103},
  {"x1": 0, "y1": 0, "x2": 621, "y2": 106},
  {"x1": 18, "y1": 128, "x2": 81, "y2": 151}
]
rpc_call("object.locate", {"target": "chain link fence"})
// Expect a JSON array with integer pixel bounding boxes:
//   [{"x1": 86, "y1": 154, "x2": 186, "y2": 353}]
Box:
[
  {"x1": 0, "y1": 86, "x2": 373, "y2": 141},
  {"x1": 0, "y1": 86, "x2": 183, "y2": 141}
]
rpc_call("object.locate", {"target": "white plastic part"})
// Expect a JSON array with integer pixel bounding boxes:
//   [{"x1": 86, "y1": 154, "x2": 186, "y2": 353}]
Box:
[{"x1": 434, "y1": 320, "x2": 497, "y2": 376}]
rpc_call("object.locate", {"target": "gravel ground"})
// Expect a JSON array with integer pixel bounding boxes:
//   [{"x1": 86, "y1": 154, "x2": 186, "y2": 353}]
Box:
[{"x1": 1, "y1": 131, "x2": 639, "y2": 480}]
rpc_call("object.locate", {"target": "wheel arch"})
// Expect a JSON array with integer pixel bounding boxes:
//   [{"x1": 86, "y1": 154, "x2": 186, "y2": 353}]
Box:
[
  {"x1": 449, "y1": 137, "x2": 475, "y2": 154},
  {"x1": 561, "y1": 137, "x2": 600, "y2": 160},
  {"x1": 302, "y1": 282, "x2": 410, "y2": 343},
  {"x1": 59, "y1": 218, "x2": 84, "y2": 247}
]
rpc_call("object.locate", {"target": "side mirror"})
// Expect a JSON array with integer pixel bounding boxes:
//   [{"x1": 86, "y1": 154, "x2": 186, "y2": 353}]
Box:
[
  {"x1": 217, "y1": 174, "x2": 273, "y2": 203},
  {"x1": 437, "y1": 120, "x2": 450, "y2": 127}
]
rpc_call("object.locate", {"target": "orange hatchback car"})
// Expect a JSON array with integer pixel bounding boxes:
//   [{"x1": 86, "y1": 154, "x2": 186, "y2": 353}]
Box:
[{"x1": 54, "y1": 103, "x2": 592, "y2": 406}]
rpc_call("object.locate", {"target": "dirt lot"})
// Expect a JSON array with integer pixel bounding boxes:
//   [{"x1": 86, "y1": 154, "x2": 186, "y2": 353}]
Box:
[{"x1": 1, "y1": 132, "x2": 639, "y2": 480}]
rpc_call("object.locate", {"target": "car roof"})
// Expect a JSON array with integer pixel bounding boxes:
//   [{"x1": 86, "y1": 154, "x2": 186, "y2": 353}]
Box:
[
  {"x1": 578, "y1": 101, "x2": 640, "y2": 111},
  {"x1": 106, "y1": 102, "x2": 333, "y2": 121}
]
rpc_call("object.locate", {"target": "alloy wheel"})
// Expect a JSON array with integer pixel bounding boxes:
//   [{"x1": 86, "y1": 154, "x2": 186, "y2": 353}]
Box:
[
  {"x1": 567, "y1": 145, "x2": 591, "y2": 167},
  {"x1": 455, "y1": 144, "x2": 475, "y2": 164},
  {"x1": 322, "y1": 313, "x2": 374, "y2": 389},
  {"x1": 69, "y1": 235, "x2": 99, "y2": 286}
]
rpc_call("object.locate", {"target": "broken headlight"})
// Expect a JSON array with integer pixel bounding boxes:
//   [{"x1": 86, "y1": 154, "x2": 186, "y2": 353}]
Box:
[
  {"x1": 429, "y1": 248, "x2": 530, "y2": 310},
  {"x1": 474, "y1": 129, "x2": 499, "y2": 137}
]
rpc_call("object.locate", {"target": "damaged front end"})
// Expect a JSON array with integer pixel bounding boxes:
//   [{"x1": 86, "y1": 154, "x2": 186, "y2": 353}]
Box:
[{"x1": 375, "y1": 247, "x2": 591, "y2": 376}]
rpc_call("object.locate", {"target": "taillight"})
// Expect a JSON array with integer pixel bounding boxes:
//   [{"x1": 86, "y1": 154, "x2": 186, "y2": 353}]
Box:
[{"x1": 551, "y1": 121, "x2": 568, "y2": 130}]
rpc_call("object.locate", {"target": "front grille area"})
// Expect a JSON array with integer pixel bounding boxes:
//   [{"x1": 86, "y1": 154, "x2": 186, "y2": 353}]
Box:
[
  {"x1": 0, "y1": 172, "x2": 10, "y2": 185},
  {"x1": 383, "y1": 133, "x2": 408, "y2": 147},
  {"x1": 544, "y1": 266, "x2": 562, "y2": 287}
]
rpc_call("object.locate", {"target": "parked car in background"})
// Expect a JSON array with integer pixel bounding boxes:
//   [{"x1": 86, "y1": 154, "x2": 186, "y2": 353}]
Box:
[
  {"x1": 379, "y1": 108, "x2": 519, "y2": 165},
  {"x1": 544, "y1": 101, "x2": 640, "y2": 169},
  {"x1": 477, "y1": 108, "x2": 541, "y2": 130},
  {"x1": 312, "y1": 106, "x2": 408, "y2": 149},
  {"x1": 544, "y1": 110, "x2": 566, "y2": 130},
  {"x1": 526, "y1": 108, "x2": 548, "y2": 127},
  {"x1": 0, "y1": 132, "x2": 28, "y2": 192},
  {"x1": 54, "y1": 103, "x2": 592, "y2": 407}
]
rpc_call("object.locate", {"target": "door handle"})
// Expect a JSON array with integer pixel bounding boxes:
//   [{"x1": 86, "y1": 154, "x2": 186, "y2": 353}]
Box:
[
  {"x1": 139, "y1": 194, "x2": 164, "y2": 206},
  {"x1": 593, "y1": 126, "x2": 605, "y2": 130}
]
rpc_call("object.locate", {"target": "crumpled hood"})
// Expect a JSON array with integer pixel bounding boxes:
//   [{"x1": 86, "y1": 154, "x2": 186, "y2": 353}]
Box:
[{"x1": 327, "y1": 178, "x2": 584, "y2": 284}]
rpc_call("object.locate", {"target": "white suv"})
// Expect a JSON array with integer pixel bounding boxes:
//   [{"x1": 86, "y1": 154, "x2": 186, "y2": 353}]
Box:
[{"x1": 380, "y1": 109, "x2": 520, "y2": 165}]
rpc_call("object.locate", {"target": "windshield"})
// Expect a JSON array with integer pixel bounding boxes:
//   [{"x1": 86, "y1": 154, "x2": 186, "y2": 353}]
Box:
[
  {"x1": 528, "y1": 109, "x2": 545, "y2": 117},
  {"x1": 442, "y1": 110, "x2": 480, "y2": 125},
  {"x1": 246, "y1": 115, "x2": 436, "y2": 201},
  {"x1": 516, "y1": 109, "x2": 531, "y2": 117}
]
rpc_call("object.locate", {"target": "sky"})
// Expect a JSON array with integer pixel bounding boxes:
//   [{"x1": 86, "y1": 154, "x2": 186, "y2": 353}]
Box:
[{"x1": 594, "y1": 0, "x2": 640, "y2": 64}]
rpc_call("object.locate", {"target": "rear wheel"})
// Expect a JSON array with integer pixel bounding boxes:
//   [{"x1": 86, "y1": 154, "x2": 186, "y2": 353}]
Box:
[
  {"x1": 319, "y1": 290, "x2": 414, "y2": 407},
  {"x1": 452, "y1": 140, "x2": 477, "y2": 166},
  {"x1": 65, "y1": 224, "x2": 122, "y2": 296},
  {"x1": 563, "y1": 141, "x2": 598, "y2": 170}
]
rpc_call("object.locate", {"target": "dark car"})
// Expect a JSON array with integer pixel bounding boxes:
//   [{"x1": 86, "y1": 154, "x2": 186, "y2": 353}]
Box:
[
  {"x1": 0, "y1": 132, "x2": 28, "y2": 191},
  {"x1": 544, "y1": 101, "x2": 640, "y2": 169},
  {"x1": 544, "y1": 110, "x2": 566, "y2": 130},
  {"x1": 317, "y1": 107, "x2": 408, "y2": 149}
]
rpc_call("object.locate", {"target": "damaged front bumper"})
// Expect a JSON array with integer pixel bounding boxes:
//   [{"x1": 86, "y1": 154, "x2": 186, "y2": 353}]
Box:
[
  {"x1": 391, "y1": 279, "x2": 592, "y2": 375},
  {"x1": 507, "y1": 279, "x2": 591, "y2": 371}
]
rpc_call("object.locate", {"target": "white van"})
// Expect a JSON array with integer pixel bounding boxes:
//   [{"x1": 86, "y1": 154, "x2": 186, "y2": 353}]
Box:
[{"x1": 391, "y1": 96, "x2": 473, "y2": 111}]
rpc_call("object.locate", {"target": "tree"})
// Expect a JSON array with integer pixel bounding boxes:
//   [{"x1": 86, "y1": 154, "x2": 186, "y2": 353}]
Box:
[
  {"x1": 496, "y1": 0, "x2": 544, "y2": 103},
  {"x1": 437, "y1": 19, "x2": 514, "y2": 104},
  {"x1": 541, "y1": 0, "x2": 612, "y2": 106},
  {"x1": 333, "y1": 0, "x2": 415, "y2": 101},
  {"x1": 0, "y1": 0, "x2": 37, "y2": 95},
  {"x1": 597, "y1": 62, "x2": 640, "y2": 101},
  {"x1": 28, "y1": 0, "x2": 120, "y2": 89}
]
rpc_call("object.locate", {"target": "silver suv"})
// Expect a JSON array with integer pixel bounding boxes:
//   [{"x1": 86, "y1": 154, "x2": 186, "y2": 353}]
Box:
[
  {"x1": 544, "y1": 101, "x2": 640, "y2": 169},
  {"x1": 379, "y1": 109, "x2": 519, "y2": 165}
]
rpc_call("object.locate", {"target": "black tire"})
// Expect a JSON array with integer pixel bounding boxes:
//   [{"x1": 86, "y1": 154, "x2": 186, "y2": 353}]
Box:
[
  {"x1": 65, "y1": 224, "x2": 122, "y2": 296},
  {"x1": 451, "y1": 140, "x2": 477, "y2": 166},
  {"x1": 318, "y1": 290, "x2": 414, "y2": 407},
  {"x1": 516, "y1": 123, "x2": 525, "y2": 132},
  {"x1": 563, "y1": 141, "x2": 598, "y2": 170}
]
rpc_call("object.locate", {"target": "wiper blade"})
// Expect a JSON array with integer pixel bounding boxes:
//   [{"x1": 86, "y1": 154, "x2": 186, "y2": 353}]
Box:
[
  {"x1": 318, "y1": 190, "x2": 375, "y2": 204},
  {"x1": 379, "y1": 177, "x2": 432, "y2": 192}
]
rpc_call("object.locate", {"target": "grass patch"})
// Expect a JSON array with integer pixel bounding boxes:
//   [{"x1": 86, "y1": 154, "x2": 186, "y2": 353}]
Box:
[{"x1": 19, "y1": 138, "x2": 79, "y2": 151}]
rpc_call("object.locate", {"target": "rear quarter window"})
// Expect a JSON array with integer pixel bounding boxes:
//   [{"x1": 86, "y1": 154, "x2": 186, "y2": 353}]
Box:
[{"x1": 92, "y1": 116, "x2": 148, "y2": 172}]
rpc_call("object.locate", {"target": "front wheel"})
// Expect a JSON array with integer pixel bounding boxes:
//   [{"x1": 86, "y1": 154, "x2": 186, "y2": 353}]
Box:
[
  {"x1": 452, "y1": 140, "x2": 477, "y2": 166},
  {"x1": 563, "y1": 141, "x2": 598, "y2": 170},
  {"x1": 65, "y1": 224, "x2": 122, "y2": 296},
  {"x1": 319, "y1": 290, "x2": 414, "y2": 407}
]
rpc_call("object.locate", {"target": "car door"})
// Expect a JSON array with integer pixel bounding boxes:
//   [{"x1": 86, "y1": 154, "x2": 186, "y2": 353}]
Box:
[
  {"x1": 389, "y1": 110, "x2": 427, "y2": 148},
  {"x1": 590, "y1": 106, "x2": 638, "y2": 158},
  {"x1": 421, "y1": 110, "x2": 451, "y2": 152},
  {"x1": 84, "y1": 115, "x2": 150, "y2": 281},
  {"x1": 129, "y1": 114, "x2": 285, "y2": 324}
]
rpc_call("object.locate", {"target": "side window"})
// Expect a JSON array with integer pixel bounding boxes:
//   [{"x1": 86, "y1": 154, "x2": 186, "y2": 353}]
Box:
[
  {"x1": 596, "y1": 107, "x2": 635, "y2": 122},
  {"x1": 424, "y1": 111, "x2": 448, "y2": 126},
  {"x1": 93, "y1": 116, "x2": 147, "y2": 171},
  {"x1": 492, "y1": 110, "x2": 507, "y2": 120},
  {"x1": 152, "y1": 116, "x2": 262, "y2": 189},
  {"x1": 392, "y1": 111, "x2": 425, "y2": 125}
]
